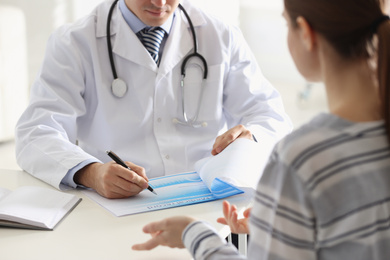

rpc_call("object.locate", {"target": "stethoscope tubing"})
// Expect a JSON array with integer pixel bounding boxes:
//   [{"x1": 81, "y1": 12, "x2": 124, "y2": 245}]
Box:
[
  {"x1": 178, "y1": 4, "x2": 208, "y2": 80},
  {"x1": 106, "y1": 0, "x2": 208, "y2": 127},
  {"x1": 107, "y1": 0, "x2": 120, "y2": 80}
]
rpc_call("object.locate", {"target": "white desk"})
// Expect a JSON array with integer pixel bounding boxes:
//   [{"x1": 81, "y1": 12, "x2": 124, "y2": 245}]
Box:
[{"x1": 0, "y1": 169, "x2": 253, "y2": 260}]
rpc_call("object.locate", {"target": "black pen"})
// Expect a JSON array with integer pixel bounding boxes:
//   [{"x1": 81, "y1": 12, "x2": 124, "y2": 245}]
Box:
[{"x1": 106, "y1": 150, "x2": 157, "y2": 195}]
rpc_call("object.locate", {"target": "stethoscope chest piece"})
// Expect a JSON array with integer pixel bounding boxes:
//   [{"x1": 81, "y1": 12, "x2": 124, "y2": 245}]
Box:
[{"x1": 111, "y1": 78, "x2": 127, "y2": 98}]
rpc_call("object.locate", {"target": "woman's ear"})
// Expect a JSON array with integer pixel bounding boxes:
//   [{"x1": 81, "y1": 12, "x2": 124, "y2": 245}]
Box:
[{"x1": 296, "y1": 16, "x2": 317, "y2": 51}]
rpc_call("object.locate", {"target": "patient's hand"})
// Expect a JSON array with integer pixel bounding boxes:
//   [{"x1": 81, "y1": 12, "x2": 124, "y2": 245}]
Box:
[
  {"x1": 217, "y1": 200, "x2": 251, "y2": 234},
  {"x1": 132, "y1": 216, "x2": 196, "y2": 250}
]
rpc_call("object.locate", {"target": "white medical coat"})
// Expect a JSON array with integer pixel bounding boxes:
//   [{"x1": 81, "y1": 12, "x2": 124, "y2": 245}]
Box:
[{"x1": 15, "y1": 0, "x2": 292, "y2": 190}]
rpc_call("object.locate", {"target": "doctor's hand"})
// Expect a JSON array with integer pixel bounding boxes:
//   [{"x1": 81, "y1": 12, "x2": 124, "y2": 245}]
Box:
[
  {"x1": 217, "y1": 200, "x2": 251, "y2": 234},
  {"x1": 132, "y1": 216, "x2": 196, "y2": 251},
  {"x1": 211, "y1": 124, "x2": 254, "y2": 155},
  {"x1": 74, "y1": 161, "x2": 149, "y2": 199}
]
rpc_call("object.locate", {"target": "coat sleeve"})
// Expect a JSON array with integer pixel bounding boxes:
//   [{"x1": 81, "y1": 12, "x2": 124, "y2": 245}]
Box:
[
  {"x1": 222, "y1": 25, "x2": 292, "y2": 140},
  {"x1": 221, "y1": 25, "x2": 293, "y2": 184},
  {"x1": 15, "y1": 25, "x2": 101, "y2": 190}
]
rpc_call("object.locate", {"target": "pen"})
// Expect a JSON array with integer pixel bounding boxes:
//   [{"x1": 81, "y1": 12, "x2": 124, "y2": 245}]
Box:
[{"x1": 106, "y1": 150, "x2": 157, "y2": 195}]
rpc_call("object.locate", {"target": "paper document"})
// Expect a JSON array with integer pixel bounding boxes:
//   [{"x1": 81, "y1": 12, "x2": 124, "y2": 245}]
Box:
[{"x1": 83, "y1": 138, "x2": 263, "y2": 216}]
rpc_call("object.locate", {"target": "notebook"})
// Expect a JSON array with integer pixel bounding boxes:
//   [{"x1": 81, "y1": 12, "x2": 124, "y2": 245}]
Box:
[{"x1": 0, "y1": 186, "x2": 81, "y2": 230}]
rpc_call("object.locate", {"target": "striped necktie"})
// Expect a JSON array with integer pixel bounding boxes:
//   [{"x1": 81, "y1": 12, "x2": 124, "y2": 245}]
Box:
[{"x1": 139, "y1": 27, "x2": 165, "y2": 65}]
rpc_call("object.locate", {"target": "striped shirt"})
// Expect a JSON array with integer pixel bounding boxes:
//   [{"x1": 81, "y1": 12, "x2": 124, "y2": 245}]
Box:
[{"x1": 183, "y1": 113, "x2": 390, "y2": 259}]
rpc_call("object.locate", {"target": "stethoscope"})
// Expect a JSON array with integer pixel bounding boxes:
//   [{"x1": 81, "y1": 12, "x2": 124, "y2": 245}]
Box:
[{"x1": 107, "y1": 0, "x2": 208, "y2": 128}]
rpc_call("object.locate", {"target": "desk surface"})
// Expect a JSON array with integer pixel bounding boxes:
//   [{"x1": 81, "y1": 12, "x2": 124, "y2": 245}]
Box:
[{"x1": 0, "y1": 169, "x2": 253, "y2": 260}]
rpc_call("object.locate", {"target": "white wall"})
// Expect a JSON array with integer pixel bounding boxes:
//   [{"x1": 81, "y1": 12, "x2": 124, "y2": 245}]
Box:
[
  {"x1": 0, "y1": 6, "x2": 28, "y2": 141},
  {"x1": 0, "y1": 0, "x2": 88, "y2": 141},
  {"x1": 239, "y1": 0, "x2": 327, "y2": 128}
]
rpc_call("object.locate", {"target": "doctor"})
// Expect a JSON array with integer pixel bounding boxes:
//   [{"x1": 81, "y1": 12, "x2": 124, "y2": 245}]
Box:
[{"x1": 15, "y1": 0, "x2": 292, "y2": 199}]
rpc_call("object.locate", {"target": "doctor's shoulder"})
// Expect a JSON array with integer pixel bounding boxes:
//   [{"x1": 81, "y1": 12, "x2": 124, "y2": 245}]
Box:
[
  {"x1": 189, "y1": 5, "x2": 246, "y2": 54},
  {"x1": 183, "y1": 0, "x2": 234, "y2": 35},
  {"x1": 53, "y1": 12, "x2": 98, "y2": 40},
  {"x1": 49, "y1": 0, "x2": 108, "y2": 44},
  {"x1": 193, "y1": 4, "x2": 250, "y2": 51},
  {"x1": 45, "y1": 11, "x2": 100, "y2": 56}
]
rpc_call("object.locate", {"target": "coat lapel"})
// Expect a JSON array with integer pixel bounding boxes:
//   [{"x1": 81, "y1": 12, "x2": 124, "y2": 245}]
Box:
[
  {"x1": 95, "y1": 1, "x2": 207, "y2": 75},
  {"x1": 97, "y1": 3, "x2": 157, "y2": 72},
  {"x1": 157, "y1": 11, "x2": 192, "y2": 77}
]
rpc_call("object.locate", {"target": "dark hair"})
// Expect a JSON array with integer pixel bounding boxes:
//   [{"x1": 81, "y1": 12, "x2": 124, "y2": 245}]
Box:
[{"x1": 284, "y1": 0, "x2": 390, "y2": 142}]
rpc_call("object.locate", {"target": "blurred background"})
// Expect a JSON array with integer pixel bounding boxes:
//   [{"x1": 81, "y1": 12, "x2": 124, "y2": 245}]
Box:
[{"x1": 0, "y1": 0, "x2": 328, "y2": 168}]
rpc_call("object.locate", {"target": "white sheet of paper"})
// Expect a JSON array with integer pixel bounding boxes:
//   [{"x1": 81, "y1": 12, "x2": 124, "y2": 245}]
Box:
[{"x1": 83, "y1": 138, "x2": 266, "y2": 216}]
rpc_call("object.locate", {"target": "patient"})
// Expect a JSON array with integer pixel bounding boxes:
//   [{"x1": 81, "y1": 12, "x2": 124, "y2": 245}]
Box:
[{"x1": 132, "y1": 0, "x2": 390, "y2": 259}]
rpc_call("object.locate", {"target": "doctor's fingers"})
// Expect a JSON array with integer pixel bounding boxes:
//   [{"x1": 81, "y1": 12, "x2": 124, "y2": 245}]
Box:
[
  {"x1": 212, "y1": 125, "x2": 253, "y2": 155},
  {"x1": 113, "y1": 167, "x2": 149, "y2": 190},
  {"x1": 99, "y1": 176, "x2": 146, "y2": 199},
  {"x1": 95, "y1": 164, "x2": 147, "y2": 198},
  {"x1": 124, "y1": 161, "x2": 148, "y2": 181},
  {"x1": 106, "y1": 162, "x2": 148, "y2": 187}
]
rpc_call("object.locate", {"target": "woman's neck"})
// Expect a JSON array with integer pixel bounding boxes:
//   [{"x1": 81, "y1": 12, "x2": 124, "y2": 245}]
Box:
[{"x1": 321, "y1": 53, "x2": 382, "y2": 122}]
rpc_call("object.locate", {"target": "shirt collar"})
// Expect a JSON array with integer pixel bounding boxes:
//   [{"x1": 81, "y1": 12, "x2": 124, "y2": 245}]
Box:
[{"x1": 119, "y1": 0, "x2": 174, "y2": 35}]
